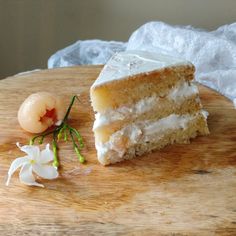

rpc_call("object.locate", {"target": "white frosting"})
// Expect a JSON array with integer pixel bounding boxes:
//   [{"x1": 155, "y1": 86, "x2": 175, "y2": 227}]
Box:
[
  {"x1": 93, "y1": 82, "x2": 199, "y2": 130},
  {"x1": 91, "y1": 50, "x2": 191, "y2": 88},
  {"x1": 96, "y1": 111, "x2": 206, "y2": 164},
  {"x1": 167, "y1": 81, "x2": 198, "y2": 100}
]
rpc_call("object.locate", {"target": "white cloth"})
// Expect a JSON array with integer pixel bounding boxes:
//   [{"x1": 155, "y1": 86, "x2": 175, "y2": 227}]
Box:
[
  {"x1": 128, "y1": 22, "x2": 236, "y2": 106},
  {"x1": 48, "y1": 39, "x2": 126, "y2": 68},
  {"x1": 48, "y1": 21, "x2": 236, "y2": 106}
]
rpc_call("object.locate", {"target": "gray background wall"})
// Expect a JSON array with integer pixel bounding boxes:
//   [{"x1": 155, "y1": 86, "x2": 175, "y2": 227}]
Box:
[{"x1": 1, "y1": 0, "x2": 236, "y2": 79}]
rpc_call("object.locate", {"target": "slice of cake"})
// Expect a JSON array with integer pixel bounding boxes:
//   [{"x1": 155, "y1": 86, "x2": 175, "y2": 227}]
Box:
[{"x1": 90, "y1": 50, "x2": 209, "y2": 165}]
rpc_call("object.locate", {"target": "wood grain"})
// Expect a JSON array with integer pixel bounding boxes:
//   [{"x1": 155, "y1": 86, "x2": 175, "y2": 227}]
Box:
[{"x1": 0, "y1": 66, "x2": 235, "y2": 236}]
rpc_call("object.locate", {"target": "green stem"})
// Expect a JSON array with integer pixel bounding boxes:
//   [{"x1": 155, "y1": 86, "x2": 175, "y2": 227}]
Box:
[
  {"x1": 62, "y1": 95, "x2": 80, "y2": 123},
  {"x1": 68, "y1": 125, "x2": 84, "y2": 148},
  {"x1": 29, "y1": 95, "x2": 85, "y2": 166},
  {"x1": 52, "y1": 137, "x2": 59, "y2": 168},
  {"x1": 30, "y1": 128, "x2": 60, "y2": 145},
  {"x1": 69, "y1": 130, "x2": 85, "y2": 163},
  {"x1": 69, "y1": 129, "x2": 77, "y2": 149},
  {"x1": 64, "y1": 128, "x2": 68, "y2": 141},
  {"x1": 57, "y1": 126, "x2": 64, "y2": 141}
]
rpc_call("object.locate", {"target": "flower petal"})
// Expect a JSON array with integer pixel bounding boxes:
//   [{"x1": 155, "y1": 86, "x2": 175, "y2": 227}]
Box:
[
  {"x1": 19, "y1": 163, "x2": 44, "y2": 187},
  {"x1": 6, "y1": 156, "x2": 28, "y2": 186},
  {"x1": 37, "y1": 143, "x2": 53, "y2": 164},
  {"x1": 33, "y1": 163, "x2": 58, "y2": 179},
  {"x1": 17, "y1": 142, "x2": 40, "y2": 160}
]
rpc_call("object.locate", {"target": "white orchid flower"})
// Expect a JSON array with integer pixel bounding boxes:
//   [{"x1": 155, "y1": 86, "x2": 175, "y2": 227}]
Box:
[{"x1": 6, "y1": 143, "x2": 59, "y2": 187}]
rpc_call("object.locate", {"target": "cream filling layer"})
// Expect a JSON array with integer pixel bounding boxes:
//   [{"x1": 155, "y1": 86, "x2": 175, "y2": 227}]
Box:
[
  {"x1": 96, "y1": 111, "x2": 207, "y2": 164},
  {"x1": 93, "y1": 82, "x2": 199, "y2": 130}
]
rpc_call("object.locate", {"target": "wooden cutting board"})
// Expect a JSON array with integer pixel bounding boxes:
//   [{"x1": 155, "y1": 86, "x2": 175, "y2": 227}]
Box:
[{"x1": 0, "y1": 66, "x2": 235, "y2": 236}]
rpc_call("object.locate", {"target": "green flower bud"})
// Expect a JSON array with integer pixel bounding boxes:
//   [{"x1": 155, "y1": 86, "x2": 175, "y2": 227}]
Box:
[{"x1": 74, "y1": 146, "x2": 85, "y2": 164}]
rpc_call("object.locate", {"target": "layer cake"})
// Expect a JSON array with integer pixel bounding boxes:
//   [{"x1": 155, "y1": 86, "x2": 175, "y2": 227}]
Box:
[{"x1": 90, "y1": 50, "x2": 209, "y2": 165}]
